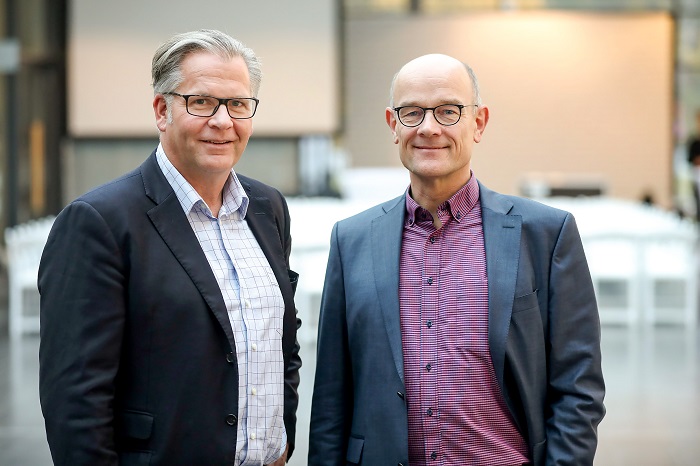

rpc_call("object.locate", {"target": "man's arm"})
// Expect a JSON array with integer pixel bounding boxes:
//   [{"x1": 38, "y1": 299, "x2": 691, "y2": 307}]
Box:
[
  {"x1": 308, "y1": 222, "x2": 354, "y2": 465},
  {"x1": 545, "y1": 213, "x2": 606, "y2": 465},
  {"x1": 278, "y1": 193, "x2": 302, "y2": 460},
  {"x1": 38, "y1": 201, "x2": 126, "y2": 465}
]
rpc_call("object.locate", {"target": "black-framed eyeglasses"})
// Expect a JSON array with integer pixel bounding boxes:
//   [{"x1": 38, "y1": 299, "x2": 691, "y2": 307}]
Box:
[
  {"x1": 164, "y1": 92, "x2": 259, "y2": 119},
  {"x1": 393, "y1": 104, "x2": 478, "y2": 127}
]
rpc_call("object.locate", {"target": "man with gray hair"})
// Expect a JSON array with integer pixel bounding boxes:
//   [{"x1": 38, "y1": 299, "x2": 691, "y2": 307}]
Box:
[{"x1": 39, "y1": 29, "x2": 301, "y2": 465}]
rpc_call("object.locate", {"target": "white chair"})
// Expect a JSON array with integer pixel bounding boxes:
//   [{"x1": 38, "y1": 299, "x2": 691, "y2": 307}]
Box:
[
  {"x1": 290, "y1": 244, "x2": 328, "y2": 344},
  {"x1": 641, "y1": 231, "x2": 698, "y2": 326},
  {"x1": 4, "y1": 216, "x2": 55, "y2": 337},
  {"x1": 582, "y1": 232, "x2": 644, "y2": 325}
]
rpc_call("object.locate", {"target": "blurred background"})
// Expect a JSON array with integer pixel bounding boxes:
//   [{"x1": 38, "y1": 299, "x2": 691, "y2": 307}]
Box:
[{"x1": 1, "y1": 0, "x2": 700, "y2": 464}]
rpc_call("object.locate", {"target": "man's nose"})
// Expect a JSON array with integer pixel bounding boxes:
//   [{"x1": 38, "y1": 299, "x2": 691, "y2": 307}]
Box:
[
  {"x1": 418, "y1": 109, "x2": 442, "y2": 132},
  {"x1": 209, "y1": 104, "x2": 233, "y2": 127}
]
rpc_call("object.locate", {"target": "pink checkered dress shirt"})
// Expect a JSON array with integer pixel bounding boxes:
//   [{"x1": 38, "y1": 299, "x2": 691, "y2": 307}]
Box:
[{"x1": 399, "y1": 175, "x2": 530, "y2": 465}]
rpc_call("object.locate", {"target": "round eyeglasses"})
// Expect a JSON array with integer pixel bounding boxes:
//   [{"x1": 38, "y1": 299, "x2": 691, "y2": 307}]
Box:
[
  {"x1": 164, "y1": 92, "x2": 259, "y2": 119},
  {"x1": 393, "y1": 104, "x2": 478, "y2": 127}
]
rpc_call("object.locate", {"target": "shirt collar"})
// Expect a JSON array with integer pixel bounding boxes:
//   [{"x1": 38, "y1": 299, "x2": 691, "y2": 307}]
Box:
[
  {"x1": 405, "y1": 171, "x2": 480, "y2": 225},
  {"x1": 155, "y1": 143, "x2": 249, "y2": 219}
]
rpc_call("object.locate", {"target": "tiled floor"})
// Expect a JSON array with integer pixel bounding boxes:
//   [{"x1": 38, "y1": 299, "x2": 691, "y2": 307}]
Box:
[{"x1": 1, "y1": 322, "x2": 699, "y2": 465}]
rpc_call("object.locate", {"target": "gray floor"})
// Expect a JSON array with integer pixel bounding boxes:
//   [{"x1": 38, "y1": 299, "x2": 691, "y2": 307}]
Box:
[{"x1": 1, "y1": 321, "x2": 699, "y2": 465}]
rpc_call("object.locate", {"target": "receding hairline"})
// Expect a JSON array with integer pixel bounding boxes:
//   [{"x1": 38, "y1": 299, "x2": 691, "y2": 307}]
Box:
[{"x1": 389, "y1": 55, "x2": 481, "y2": 107}]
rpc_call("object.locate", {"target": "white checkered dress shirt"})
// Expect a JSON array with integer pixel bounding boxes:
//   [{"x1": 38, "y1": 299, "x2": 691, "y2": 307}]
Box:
[{"x1": 156, "y1": 145, "x2": 287, "y2": 465}]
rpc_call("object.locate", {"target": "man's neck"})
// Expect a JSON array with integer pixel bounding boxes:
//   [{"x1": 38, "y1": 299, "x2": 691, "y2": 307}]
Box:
[{"x1": 408, "y1": 175, "x2": 471, "y2": 225}]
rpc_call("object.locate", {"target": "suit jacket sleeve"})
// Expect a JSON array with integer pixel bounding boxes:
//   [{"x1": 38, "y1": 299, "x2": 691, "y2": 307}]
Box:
[
  {"x1": 278, "y1": 192, "x2": 303, "y2": 458},
  {"x1": 38, "y1": 200, "x2": 125, "y2": 465},
  {"x1": 545, "y1": 213, "x2": 606, "y2": 465},
  {"x1": 308, "y1": 222, "x2": 354, "y2": 464}
]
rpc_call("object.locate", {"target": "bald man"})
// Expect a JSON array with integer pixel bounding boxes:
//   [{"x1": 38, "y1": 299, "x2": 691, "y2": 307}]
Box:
[{"x1": 308, "y1": 54, "x2": 605, "y2": 466}]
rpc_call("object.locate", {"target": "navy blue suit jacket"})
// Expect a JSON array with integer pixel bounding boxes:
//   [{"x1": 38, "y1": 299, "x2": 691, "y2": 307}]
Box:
[{"x1": 39, "y1": 151, "x2": 301, "y2": 465}]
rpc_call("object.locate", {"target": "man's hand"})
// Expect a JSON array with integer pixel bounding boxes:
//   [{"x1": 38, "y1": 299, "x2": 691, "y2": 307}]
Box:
[{"x1": 265, "y1": 443, "x2": 289, "y2": 466}]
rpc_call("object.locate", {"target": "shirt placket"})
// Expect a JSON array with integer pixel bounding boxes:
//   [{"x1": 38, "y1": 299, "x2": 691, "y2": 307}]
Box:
[
  {"x1": 421, "y1": 226, "x2": 441, "y2": 464},
  {"x1": 241, "y1": 290, "x2": 263, "y2": 461},
  {"x1": 226, "y1": 221, "x2": 264, "y2": 466}
]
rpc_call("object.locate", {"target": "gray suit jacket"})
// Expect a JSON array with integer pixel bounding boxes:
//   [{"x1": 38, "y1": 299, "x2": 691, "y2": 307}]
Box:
[{"x1": 308, "y1": 181, "x2": 605, "y2": 466}]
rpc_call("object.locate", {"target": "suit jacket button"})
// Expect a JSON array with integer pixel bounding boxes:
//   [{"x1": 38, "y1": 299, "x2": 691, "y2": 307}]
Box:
[
  {"x1": 226, "y1": 414, "x2": 237, "y2": 426},
  {"x1": 226, "y1": 352, "x2": 235, "y2": 363}
]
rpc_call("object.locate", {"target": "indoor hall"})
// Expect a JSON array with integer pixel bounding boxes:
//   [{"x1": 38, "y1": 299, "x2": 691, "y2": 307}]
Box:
[
  {"x1": 2, "y1": 0, "x2": 700, "y2": 465},
  {"x1": 1, "y1": 286, "x2": 700, "y2": 465}
]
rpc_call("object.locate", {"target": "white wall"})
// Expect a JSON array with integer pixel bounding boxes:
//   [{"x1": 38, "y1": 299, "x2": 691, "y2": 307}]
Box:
[
  {"x1": 345, "y1": 11, "x2": 674, "y2": 207},
  {"x1": 68, "y1": 0, "x2": 339, "y2": 137}
]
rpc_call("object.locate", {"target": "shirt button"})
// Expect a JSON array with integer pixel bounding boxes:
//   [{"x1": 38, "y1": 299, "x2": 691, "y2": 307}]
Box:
[
  {"x1": 427, "y1": 277, "x2": 433, "y2": 285},
  {"x1": 252, "y1": 343, "x2": 258, "y2": 351},
  {"x1": 426, "y1": 363, "x2": 431, "y2": 371},
  {"x1": 426, "y1": 408, "x2": 433, "y2": 416},
  {"x1": 455, "y1": 212, "x2": 462, "y2": 219},
  {"x1": 226, "y1": 352, "x2": 235, "y2": 363},
  {"x1": 431, "y1": 451, "x2": 437, "y2": 460},
  {"x1": 244, "y1": 300, "x2": 251, "y2": 309},
  {"x1": 225, "y1": 414, "x2": 237, "y2": 426},
  {"x1": 426, "y1": 320, "x2": 433, "y2": 328},
  {"x1": 252, "y1": 387, "x2": 257, "y2": 396},
  {"x1": 430, "y1": 236, "x2": 435, "y2": 244},
  {"x1": 250, "y1": 432, "x2": 256, "y2": 440}
]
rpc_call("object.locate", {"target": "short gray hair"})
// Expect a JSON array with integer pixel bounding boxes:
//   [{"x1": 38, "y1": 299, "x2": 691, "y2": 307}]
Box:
[
  {"x1": 152, "y1": 29, "x2": 262, "y2": 98},
  {"x1": 389, "y1": 61, "x2": 482, "y2": 109}
]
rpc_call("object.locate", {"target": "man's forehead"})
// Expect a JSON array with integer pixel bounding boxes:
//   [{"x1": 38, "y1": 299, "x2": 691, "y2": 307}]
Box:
[{"x1": 393, "y1": 70, "x2": 471, "y2": 105}]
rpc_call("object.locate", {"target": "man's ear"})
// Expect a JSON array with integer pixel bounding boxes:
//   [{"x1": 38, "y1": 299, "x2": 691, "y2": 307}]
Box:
[
  {"x1": 386, "y1": 107, "x2": 399, "y2": 144},
  {"x1": 153, "y1": 94, "x2": 168, "y2": 132},
  {"x1": 474, "y1": 105, "x2": 489, "y2": 143}
]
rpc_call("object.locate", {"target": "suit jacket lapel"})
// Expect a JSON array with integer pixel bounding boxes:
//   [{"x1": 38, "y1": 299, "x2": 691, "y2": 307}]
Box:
[
  {"x1": 141, "y1": 152, "x2": 235, "y2": 346},
  {"x1": 371, "y1": 196, "x2": 406, "y2": 382},
  {"x1": 479, "y1": 182, "x2": 522, "y2": 389},
  {"x1": 242, "y1": 194, "x2": 281, "y2": 273},
  {"x1": 242, "y1": 193, "x2": 293, "y2": 304}
]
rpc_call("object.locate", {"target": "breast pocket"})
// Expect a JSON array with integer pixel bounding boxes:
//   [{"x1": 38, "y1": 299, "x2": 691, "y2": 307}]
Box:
[
  {"x1": 509, "y1": 289, "x2": 546, "y2": 362},
  {"x1": 513, "y1": 289, "x2": 539, "y2": 314}
]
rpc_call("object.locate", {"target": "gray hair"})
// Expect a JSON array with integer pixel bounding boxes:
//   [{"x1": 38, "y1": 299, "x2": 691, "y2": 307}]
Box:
[
  {"x1": 152, "y1": 29, "x2": 262, "y2": 98},
  {"x1": 389, "y1": 61, "x2": 482, "y2": 109}
]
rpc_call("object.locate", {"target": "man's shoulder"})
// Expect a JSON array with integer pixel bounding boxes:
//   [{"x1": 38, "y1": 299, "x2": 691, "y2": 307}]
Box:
[
  {"x1": 337, "y1": 195, "x2": 404, "y2": 227},
  {"x1": 60, "y1": 152, "x2": 164, "y2": 224},
  {"x1": 479, "y1": 183, "x2": 571, "y2": 222},
  {"x1": 325, "y1": 196, "x2": 404, "y2": 244},
  {"x1": 75, "y1": 165, "x2": 145, "y2": 207}
]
